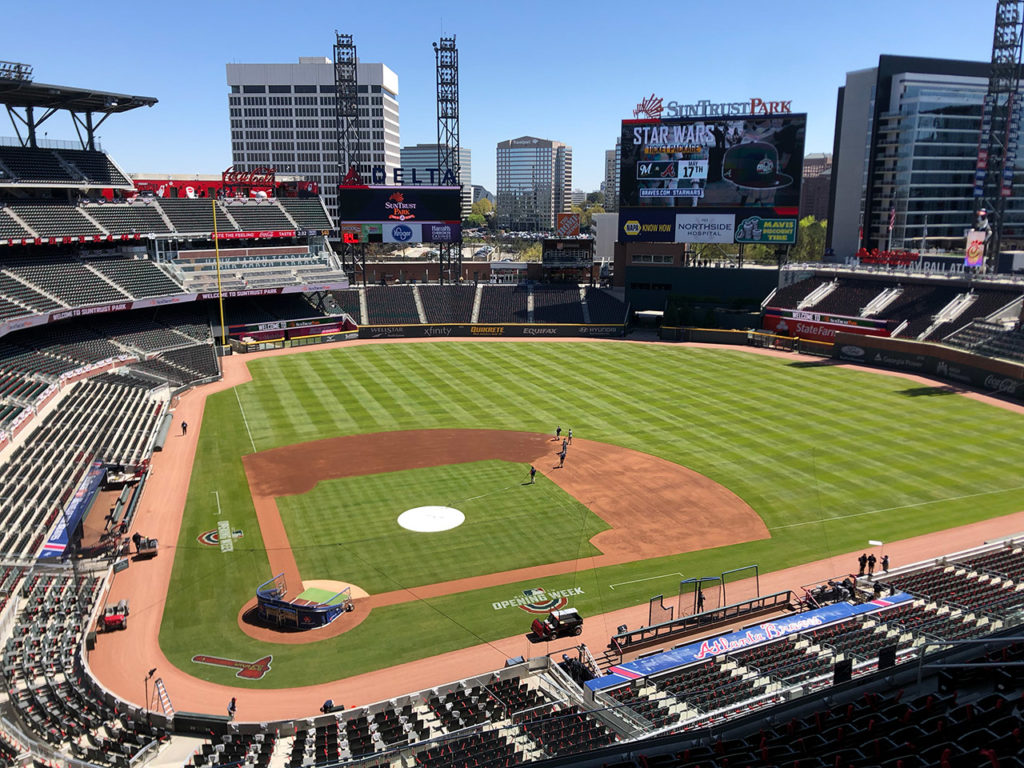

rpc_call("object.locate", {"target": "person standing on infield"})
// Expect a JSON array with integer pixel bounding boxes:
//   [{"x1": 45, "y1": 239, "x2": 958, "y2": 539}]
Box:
[
  {"x1": 568, "y1": 428, "x2": 573, "y2": 445},
  {"x1": 555, "y1": 426, "x2": 561, "y2": 440}
]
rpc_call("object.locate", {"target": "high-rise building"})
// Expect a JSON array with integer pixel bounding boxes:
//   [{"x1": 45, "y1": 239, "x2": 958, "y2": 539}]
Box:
[
  {"x1": 800, "y1": 153, "x2": 832, "y2": 221},
  {"x1": 828, "y1": 54, "x2": 1024, "y2": 257},
  {"x1": 495, "y1": 137, "x2": 572, "y2": 230},
  {"x1": 603, "y1": 140, "x2": 620, "y2": 212},
  {"x1": 226, "y1": 57, "x2": 400, "y2": 225},
  {"x1": 399, "y1": 143, "x2": 472, "y2": 219}
]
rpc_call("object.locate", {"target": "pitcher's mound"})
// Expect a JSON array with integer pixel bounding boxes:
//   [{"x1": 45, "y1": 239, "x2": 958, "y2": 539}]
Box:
[{"x1": 398, "y1": 506, "x2": 465, "y2": 532}]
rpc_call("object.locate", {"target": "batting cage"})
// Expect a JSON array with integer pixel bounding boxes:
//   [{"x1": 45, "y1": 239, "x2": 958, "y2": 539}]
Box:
[
  {"x1": 256, "y1": 572, "x2": 353, "y2": 630},
  {"x1": 677, "y1": 576, "x2": 721, "y2": 618},
  {"x1": 647, "y1": 593, "x2": 674, "y2": 626}
]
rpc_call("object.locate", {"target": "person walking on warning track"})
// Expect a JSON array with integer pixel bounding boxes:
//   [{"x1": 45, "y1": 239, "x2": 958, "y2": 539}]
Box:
[
  {"x1": 696, "y1": 589, "x2": 705, "y2": 613},
  {"x1": 867, "y1": 554, "x2": 877, "y2": 577},
  {"x1": 227, "y1": 697, "x2": 237, "y2": 720},
  {"x1": 181, "y1": 420, "x2": 188, "y2": 436},
  {"x1": 881, "y1": 554, "x2": 890, "y2": 573},
  {"x1": 529, "y1": 466, "x2": 537, "y2": 484},
  {"x1": 858, "y1": 553, "x2": 868, "y2": 576}
]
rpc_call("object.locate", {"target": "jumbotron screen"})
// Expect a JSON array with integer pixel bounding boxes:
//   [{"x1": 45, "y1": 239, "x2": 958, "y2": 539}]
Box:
[
  {"x1": 619, "y1": 114, "x2": 806, "y2": 209},
  {"x1": 337, "y1": 186, "x2": 461, "y2": 222}
]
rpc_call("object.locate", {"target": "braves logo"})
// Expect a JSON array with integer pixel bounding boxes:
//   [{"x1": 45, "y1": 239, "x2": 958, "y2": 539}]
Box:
[
  {"x1": 192, "y1": 654, "x2": 273, "y2": 680},
  {"x1": 633, "y1": 94, "x2": 664, "y2": 120},
  {"x1": 389, "y1": 192, "x2": 404, "y2": 203},
  {"x1": 518, "y1": 587, "x2": 568, "y2": 614},
  {"x1": 197, "y1": 529, "x2": 243, "y2": 546}
]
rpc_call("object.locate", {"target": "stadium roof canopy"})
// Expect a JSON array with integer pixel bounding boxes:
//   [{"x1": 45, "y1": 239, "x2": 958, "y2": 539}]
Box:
[{"x1": 0, "y1": 79, "x2": 157, "y2": 114}]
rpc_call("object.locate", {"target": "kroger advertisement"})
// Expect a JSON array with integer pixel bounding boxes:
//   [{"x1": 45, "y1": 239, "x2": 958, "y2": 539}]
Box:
[{"x1": 619, "y1": 114, "x2": 806, "y2": 212}]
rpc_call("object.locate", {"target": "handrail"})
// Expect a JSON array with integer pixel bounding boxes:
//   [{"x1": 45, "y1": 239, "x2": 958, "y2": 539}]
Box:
[{"x1": 610, "y1": 590, "x2": 793, "y2": 655}]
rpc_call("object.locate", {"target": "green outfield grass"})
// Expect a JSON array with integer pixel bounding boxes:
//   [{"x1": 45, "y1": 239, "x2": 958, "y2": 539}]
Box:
[
  {"x1": 160, "y1": 342, "x2": 1024, "y2": 689},
  {"x1": 278, "y1": 461, "x2": 607, "y2": 592}
]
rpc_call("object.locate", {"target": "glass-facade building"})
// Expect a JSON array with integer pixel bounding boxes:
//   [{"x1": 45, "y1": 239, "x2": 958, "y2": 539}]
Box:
[
  {"x1": 829, "y1": 55, "x2": 1024, "y2": 258},
  {"x1": 399, "y1": 144, "x2": 472, "y2": 219},
  {"x1": 226, "y1": 57, "x2": 400, "y2": 225},
  {"x1": 495, "y1": 137, "x2": 572, "y2": 230}
]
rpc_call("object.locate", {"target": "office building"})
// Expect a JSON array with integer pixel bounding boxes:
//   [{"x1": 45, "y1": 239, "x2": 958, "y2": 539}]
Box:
[
  {"x1": 603, "y1": 140, "x2": 620, "y2": 212},
  {"x1": 828, "y1": 54, "x2": 1024, "y2": 257},
  {"x1": 495, "y1": 137, "x2": 572, "y2": 230},
  {"x1": 226, "y1": 57, "x2": 400, "y2": 224},
  {"x1": 472, "y1": 185, "x2": 494, "y2": 205},
  {"x1": 800, "y1": 153, "x2": 831, "y2": 221},
  {"x1": 399, "y1": 143, "x2": 472, "y2": 219}
]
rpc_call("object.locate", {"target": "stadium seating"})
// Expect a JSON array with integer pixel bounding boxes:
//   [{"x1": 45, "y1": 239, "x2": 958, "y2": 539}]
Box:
[
  {"x1": 55, "y1": 149, "x2": 132, "y2": 187},
  {"x1": 0, "y1": 376, "x2": 167, "y2": 557},
  {"x1": 764, "y1": 276, "x2": 830, "y2": 309},
  {"x1": 153, "y1": 199, "x2": 225, "y2": 234},
  {"x1": 810, "y1": 278, "x2": 887, "y2": 317},
  {"x1": 533, "y1": 285, "x2": 585, "y2": 323},
  {"x1": 328, "y1": 290, "x2": 362, "y2": 323},
  {"x1": 87, "y1": 257, "x2": 182, "y2": 298},
  {"x1": 0, "y1": 147, "x2": 76, "y2": 184},
  {"x1": 222, "y1": 199, "x2": 295, "y2": 231},
  {"x1": 477, "y1": 286, "x2": 529, "y2": 323},
  {"x1": 584, "y1": 287, "x2": 628, "y2": 324},
  {"x1": 4, "y1": 203, "x2": 104, "y2": 238},
  {"x1": 4, "y1": 567, "x2": 167, "y2": 763},
  {"x1": 0, "y1": 209, "x2": 31, "y2": 240},
  {"x1": 1, "y1": 254, "x2": 129, "y2": 307},
  {"x1": 0, "y1": 272, "x2": 64, "y2": 314},
  {"x1": 277, "y1": 198, "x2": 333, "y2": 230},
  {"x1": 82, "y1": 202, "x2": 173, "y2": 236},
  {"x1": 417, "y1": 285, "x2": 475, "y2": 323},
  {"x1": 365, "y1": 286, "x2": 420, "y2": 324}
]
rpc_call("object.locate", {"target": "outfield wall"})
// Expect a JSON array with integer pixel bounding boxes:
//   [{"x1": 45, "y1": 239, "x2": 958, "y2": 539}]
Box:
[
  {"x1": 356, "y1": 323, "x2": 625, "y2": 339},
  {"x1": 833, "y1": 332, "x2": 1024, "y2": 401}
]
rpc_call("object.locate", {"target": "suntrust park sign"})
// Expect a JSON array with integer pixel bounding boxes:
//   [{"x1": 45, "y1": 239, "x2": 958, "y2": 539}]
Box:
[{"x1": 633, "y1": 93, "x2": 793, "y2": 119}]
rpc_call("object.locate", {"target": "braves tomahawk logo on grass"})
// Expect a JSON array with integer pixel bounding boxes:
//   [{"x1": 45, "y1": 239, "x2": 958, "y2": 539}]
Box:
[
  {"x1": 197, "y1": 529, "x2": 244, "y2": 546},
  {"x1": 492, "y1": 586, "x2": 584, "y2": 613},
  {"x1": 192, "y1": 654, "x2": 273, "y2": 679}
]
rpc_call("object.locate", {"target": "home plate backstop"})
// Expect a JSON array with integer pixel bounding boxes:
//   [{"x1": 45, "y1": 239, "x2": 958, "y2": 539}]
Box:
[{"x1": 256, "y1": 573, "x2": 353, "y2": 629}]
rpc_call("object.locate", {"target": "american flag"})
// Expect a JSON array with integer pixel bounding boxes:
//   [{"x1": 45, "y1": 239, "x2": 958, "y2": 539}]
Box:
[{"x1": 888, "y1": 206, "x2": 896, "y2": 231}]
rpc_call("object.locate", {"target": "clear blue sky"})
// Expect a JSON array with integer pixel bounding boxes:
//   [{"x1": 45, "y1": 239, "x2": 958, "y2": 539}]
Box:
[{"x1": 0, "y1": 0, "x2": 998, "y2": 194}]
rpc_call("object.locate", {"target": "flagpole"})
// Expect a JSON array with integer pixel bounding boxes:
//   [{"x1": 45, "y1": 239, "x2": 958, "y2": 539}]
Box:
[{"x1": 212, "y1": 197, "x2": 227, "y2": 348}]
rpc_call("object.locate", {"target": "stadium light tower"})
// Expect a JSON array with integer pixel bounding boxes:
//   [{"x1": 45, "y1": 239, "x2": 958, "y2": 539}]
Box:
[
  {"x1": 974, "y1": 0, "x2": 1024, "y2": 270},
  {"x1": 333, "y1": 32, "x2": 365, "y2": 283},
  {"x1": 434, "y1": 36, "x2": 462, "y2": 284}
]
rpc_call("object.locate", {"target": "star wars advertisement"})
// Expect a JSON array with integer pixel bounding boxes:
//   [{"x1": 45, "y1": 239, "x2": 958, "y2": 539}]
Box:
[{"x1": 619, "y1": 115, "x2": 806, "y2": 210}]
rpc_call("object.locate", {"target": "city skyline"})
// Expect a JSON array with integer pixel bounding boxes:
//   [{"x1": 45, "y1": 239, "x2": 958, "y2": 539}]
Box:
[{"x1": 0, "y1": 0, "x2": 998, "y2": 196}]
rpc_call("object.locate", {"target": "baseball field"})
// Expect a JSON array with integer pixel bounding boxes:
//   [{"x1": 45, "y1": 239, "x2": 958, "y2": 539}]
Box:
[{"x1": 159, "y1": 341, "x2": 1024, "y2": 689}]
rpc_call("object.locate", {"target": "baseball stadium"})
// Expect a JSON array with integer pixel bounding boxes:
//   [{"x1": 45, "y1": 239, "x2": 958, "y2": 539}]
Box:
[{"x1": 3, "y1": 36, "x2": 1024, "y2": 768}]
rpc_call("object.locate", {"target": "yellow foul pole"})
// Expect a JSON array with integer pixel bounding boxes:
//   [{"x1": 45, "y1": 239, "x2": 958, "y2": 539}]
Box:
[{"x1": 212, "y1": 197, "x2": 227, "y2": 347}]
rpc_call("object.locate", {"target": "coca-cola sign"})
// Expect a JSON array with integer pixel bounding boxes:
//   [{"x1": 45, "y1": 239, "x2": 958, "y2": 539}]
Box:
[{"x1": 222, "y1": 166, "x2": 276, "y2": 188}]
